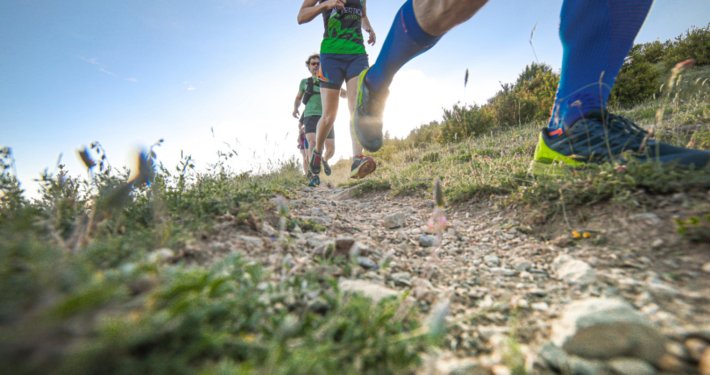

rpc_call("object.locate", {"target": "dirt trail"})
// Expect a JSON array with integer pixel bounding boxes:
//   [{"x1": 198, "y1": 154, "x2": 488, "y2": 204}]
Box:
[{"x1": 206, "y1": 184, "x2": 710, "y2": 373}]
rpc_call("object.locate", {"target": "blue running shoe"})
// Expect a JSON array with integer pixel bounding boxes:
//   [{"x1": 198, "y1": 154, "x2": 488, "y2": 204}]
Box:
[
  {"x1": 353, "y1": 68, "x2": 389, "y2": 152},
  {"x1": 531, "y1": 112, "x2": 710, "y2": 174},
  {"x1": 308, "y1": 174, "x2": 320, "y2": 187},
  {"x1": 350, "y1": 155, "x2": 377, "y2": 179}
]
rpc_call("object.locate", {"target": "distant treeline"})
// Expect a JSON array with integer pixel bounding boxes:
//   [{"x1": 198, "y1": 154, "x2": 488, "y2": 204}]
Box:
[{"x1": 385, "y1": 23, "x2": 709, "y2": 149}]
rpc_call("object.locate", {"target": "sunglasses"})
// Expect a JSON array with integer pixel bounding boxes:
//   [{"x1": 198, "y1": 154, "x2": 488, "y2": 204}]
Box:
[{"x1": 310, "y1": 62, "x2": 320, "y2": 66}]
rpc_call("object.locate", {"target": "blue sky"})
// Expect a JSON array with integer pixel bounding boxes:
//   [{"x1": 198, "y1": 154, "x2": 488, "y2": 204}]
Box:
[{"x1": 2, "y1": 0, "x2": 709, "y2": 197}]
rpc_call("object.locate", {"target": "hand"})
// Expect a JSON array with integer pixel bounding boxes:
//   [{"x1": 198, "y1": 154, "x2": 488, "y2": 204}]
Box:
[
  {"x1": 322, "y1": 0, "x2": 345, "y2": 11},
  {"x1": 293, "y1": 109, "x2": 300, "y2": 118},
  {"x1": 366, "y1": 29, "x2": 376, "y2": 46},
  {"x1": 339, "y1": 88, "x2": 347, "y2": 98}
]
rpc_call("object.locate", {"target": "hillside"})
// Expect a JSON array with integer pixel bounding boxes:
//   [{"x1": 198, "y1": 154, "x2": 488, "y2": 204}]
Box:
[{"x1": 2, "y1": 64, "x2": 710, "y2": 375}]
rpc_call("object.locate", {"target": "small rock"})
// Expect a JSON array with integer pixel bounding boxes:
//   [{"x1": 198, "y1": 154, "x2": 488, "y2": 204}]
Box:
[
  {"x1": 553, "y1": 255, "x2": 596, "y2": 285},
  {"x1": 631, "y1": 212, "x2": 662, "y2": 225},
  {"x1": 239, "y1": 235, "x2": 264, "y2": 248},
  {"x1": 490, "y1": 267, "x2": 517, "y2": 277},
  {"x1": 338, "y1": 279, "x2": 398, "y2": 303},
  {"x1": 261, "y1": 222, "x2": 278, "y2": 236},
  {"x1": 383, "y1": 212, "x2": 406, "y2": 229},
  {"x1": 532, "y1": 302, "x2": 549, "y2": 311},
  {"x1": 357, "y1": 256, "x2": 379, "y2": 270},
  {"x1": 551, "y1": 298, "x2": 666, "y2": 364},
  {"x1": 334, "y1": 237, "x2": 355, "y2": 257},
  {"x1": 484, "y1": 255, "x2": 500, "y2": 267},
  {"x1": 512, "y1": 259, "x2": 533, "y2": 272},
  {"x1": 419, "y1": 234, "x2": 437, "y2": 247},
  {"x1": 702, "y1": 262, "x2": 710, "y2": 273},
  {"x1": 390, "y1": 272, "x2": 412, "y2": 287},
  {"x1": 657, "y1": 353, "x2": 691, "y2": 374},
  {"x1": 146, "y1": 248, "x2": 174, "y2": 263},
  {"x1": 651, "y1": 239, "x2": 664, "y2": 248},
  {"x1": 685, "y1": 337, "x2": 708, "y2": 362},
  {"x1": 607, "y1": 358, "x2": 656, "y2": 375}
]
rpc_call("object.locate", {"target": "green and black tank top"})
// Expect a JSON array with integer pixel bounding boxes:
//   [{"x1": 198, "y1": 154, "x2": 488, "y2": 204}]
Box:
[{"x1": 319, "y1": 0, "x2": 366, "y2": 55}]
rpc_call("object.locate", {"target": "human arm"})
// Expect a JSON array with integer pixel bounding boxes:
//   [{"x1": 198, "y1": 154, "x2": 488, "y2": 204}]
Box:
[
  {"x1": 297, "y1": 0, "x2": 345, "y2": 25},
  {"x1": 362, "y1": 3, "x2": 376, "y2": 45},
  {"x1": 293, "y1": 88, "x2": 304, "y2": 118}
]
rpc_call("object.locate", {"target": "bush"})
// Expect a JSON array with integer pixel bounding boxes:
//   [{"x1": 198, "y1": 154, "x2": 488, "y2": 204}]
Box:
[{"x1": 610, "y1": 60, "x2": 662, "y2": 107}]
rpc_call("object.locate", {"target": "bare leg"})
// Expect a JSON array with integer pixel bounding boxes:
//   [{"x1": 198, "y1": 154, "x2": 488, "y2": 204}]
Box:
[
  {"x1": 345, "y1": 76, "x2": 363, "y2": 156},
  {"x1": 413, "y1": 0, "x2": 487, "y2": 36},
  {"x1": 299, "y1": 149, "x2": 308, "y2": 174},
  {"x1": 306, "y1": 133, "x2": 316, "y2": 168},
  {"x1": 315, "y1": 88, "x2": 340, "y2": 153},
  {"x1": 324, "y1": 139, "x2": 335, "y2": 161}
]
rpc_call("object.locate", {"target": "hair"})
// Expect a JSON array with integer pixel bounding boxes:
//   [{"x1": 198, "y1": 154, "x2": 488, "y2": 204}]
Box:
[{"x1": 305, "y1": 53, "x2": 320, "y2": 67}]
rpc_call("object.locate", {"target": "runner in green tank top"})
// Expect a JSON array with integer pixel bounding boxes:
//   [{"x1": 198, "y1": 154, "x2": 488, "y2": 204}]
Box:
[
  {"x1": 292, "y1": 54, "x2": 340, "y2": 186},
  {"x1": 297, "y1": 0, "x2": 378, "y2": 181}
]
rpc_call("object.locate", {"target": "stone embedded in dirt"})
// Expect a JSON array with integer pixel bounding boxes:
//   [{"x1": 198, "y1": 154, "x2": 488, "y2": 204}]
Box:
[
  {"x1": 391, "y1": 272, "x2": 412, "y2": 287},
  {"x1": 384, "y1": 212, "x2": 407, "y2": 229},
  {"x1": 483, "y1": 255, "x2": 500, "y2": 267},
  {"x1": 357, "y1": 256, "x2": 378, "y2": 270},
  {"x1": 552, "y1": 255, "x2": 596, "y2": 285},
  {"x1": 702, "y1": 262, "x2": 710, "y2": 273},
  {"x1": 631, "y1": 212, "x2": 662, "y2": 226},
  {"x1": 551, "y1": 298, "x2": 666, "y2": 364},
  {"x1": 538, "y1": 342, "x2": 607, "y2": 375},
  {"x1": 512, "y1": 258, "x2": 533, "y2": 272},
  {"x1": 419, "y1": 234, "x2": 437, "y2": 247},
  {"x1": 338, "y1": 279, "x2": 398, "y2": 303},
  {"x1": 607, "y1": 357, "x2": 656, "y2": 375}
]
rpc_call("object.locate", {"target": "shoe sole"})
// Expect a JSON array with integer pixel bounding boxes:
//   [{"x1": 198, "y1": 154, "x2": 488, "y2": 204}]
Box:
[
  {"x1": 530, "y1": 131, "x2": 585, "y2": 176},
  {"x1": 353, "y1": 68, "x2": 384, "y2": 152},
  {"x1": 350, "y1": 158, "x2": 376, "y2": 179}
]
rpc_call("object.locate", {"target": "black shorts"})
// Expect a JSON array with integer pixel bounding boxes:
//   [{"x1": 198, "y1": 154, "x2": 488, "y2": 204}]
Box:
[{"x1": 303, "y1": 115, "x2": 334, "y2": 139}]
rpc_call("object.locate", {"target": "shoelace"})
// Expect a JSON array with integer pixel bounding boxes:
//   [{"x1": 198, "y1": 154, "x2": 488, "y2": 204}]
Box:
[{"x1": 606, "y1": 114, "x2": 653, "y2": 152}]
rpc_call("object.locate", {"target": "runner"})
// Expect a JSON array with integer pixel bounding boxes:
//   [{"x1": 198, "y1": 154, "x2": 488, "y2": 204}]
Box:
[
  {"x1": 297, "y1": 0, "x2": 379, "y2": 182},
  {"x1": 292, "y1": 53, "x2": 340, "y2": 186},
  {"x1": 351, "y1": 0, "x2": 709, "y2": 169},
  {"x1": 296, "y1": 117, "x2": 309, "y2": 176}
]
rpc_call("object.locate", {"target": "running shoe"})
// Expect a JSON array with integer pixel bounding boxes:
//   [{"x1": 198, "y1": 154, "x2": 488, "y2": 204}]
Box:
[
  {"x1": 309, "y1": 149, "x2": 322, "y2": 175},
  {"x1": 322, "y1": 159, "x2": 331, "y2": 176},
  {"x1": 308, "y1": 174, "x2": 320, "y2": 187},
  {"x1": 350, "y1": 155, "x2": 377, "y2": 179},
  {"x1": 353, "y1": 68, "x2": 389, "y2": 152},
  {"x1": 531, "y1": 112, "x2": 710, "y2": 174}
]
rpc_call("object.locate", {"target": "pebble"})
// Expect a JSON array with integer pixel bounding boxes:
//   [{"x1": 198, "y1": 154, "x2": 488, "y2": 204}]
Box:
[
  {"x1": 484, "y1": 255, "x2": 501, "y2": 267},
  {"x1": 383, "y1": 212, "x2": 406, "y2": 229},
  {"x1": 419, "y1": 234, "x2": 438, "y2": 247},
  {"x1": 607, "y1": 357, "x2": 656, "y2": 375},
  {"x1": 357, "y1": 256, "x2": 378, "y2": 270}
]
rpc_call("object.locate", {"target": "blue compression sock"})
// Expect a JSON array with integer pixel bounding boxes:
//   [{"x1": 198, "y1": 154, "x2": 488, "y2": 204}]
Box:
[
  {"x1": 365, "y1": 0, "x2": 441, "y2": 93},
  {"x1": 548, "y1": 0, "x2": 652, "y2": 135}
]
